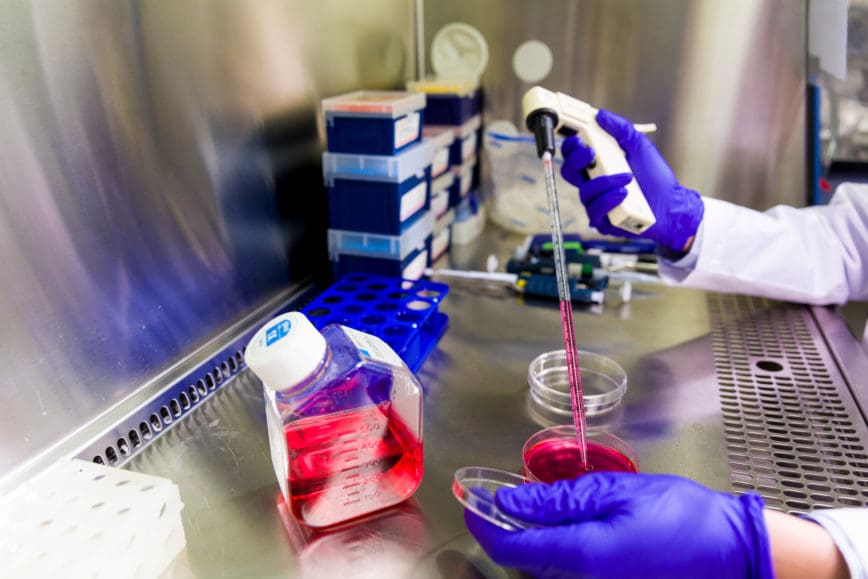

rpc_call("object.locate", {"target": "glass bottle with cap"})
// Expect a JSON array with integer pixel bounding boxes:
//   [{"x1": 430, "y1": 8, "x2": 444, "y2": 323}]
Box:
[{"x1": 245, "y1": 312, "x2": 424, "y2": 528}]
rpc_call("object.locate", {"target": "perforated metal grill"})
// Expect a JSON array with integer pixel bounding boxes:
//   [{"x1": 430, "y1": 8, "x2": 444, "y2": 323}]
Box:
[{"x1": 708, "y1": 294, "x2": 868, "y2": 513}]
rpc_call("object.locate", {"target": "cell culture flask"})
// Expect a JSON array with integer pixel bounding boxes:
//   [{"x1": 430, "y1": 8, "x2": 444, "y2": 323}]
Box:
[{"x1": 246, "y1": 312, "x2": 424, "y2": 528}]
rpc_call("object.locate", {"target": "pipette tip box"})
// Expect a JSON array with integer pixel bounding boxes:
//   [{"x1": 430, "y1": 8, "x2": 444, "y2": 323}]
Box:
[
  {"x1": 425, "y1": 114, "x2": 482, "y2": 166},
  {"x1": 431, "y1": 172, "x2": 454, "y2": 219},
  {"x1": 328, "y1": 211, "x2": 434, "y2": 280},
  {"x1": 302, "y1": 273, "x2": 449, "y2": 373},
  {"x1": 323, "y1": 90, "x2": 426, "y2": 155},
  {"x1": 323, "y1": 142, "x2": 433, "y2": 235},
  {"x1": 426, "y1": 130, "x2": 455, "y2": 179},
  {"x1": 407, "y1": 79, "x2": 481, "y2": 126},
  {"x1": 333, "y1": 247, "x2": 429, "y2": 281},
  {"x1": 449, "y1": 155, "x2": 477, "y2": 207},
  {"x1": 429, "y1": 208, "x2": 455, "y2": 264}
]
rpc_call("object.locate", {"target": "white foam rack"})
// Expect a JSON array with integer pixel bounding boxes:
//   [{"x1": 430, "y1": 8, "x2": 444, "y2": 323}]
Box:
[{"x1": 0, "y1": 458, "x2": 185, "y2": 579}]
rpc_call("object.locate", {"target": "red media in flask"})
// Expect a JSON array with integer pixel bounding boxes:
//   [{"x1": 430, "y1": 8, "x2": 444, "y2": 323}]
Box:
[
  {"x1": 246, "y1": 313, "x2": 424, "y2": 529},
  {"x1": 286, "y1": 400, "x2": 423, "y2": 528}
]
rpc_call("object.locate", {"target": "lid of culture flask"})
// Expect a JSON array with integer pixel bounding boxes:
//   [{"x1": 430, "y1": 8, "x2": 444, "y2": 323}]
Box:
[{"x1": 245, "y1": 312, "x2": 327, "y2": 391}]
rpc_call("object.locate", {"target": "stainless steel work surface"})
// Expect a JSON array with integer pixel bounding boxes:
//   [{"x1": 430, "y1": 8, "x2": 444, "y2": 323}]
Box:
[{"x1": 127, "y1": 227, "x2": 868, "y2": 578}]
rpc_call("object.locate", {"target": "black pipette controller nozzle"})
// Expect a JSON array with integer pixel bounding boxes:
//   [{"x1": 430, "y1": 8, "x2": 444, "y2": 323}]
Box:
[{"x1": 526, "y1": 108, "x2": 558, "y2": 159}]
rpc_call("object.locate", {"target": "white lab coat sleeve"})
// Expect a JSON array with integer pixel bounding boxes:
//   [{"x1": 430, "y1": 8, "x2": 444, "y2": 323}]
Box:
[
  {"x1": 658, "y1": 183, "x2": 868, "y2": 305},
  {"x1": 802, "y1": 509, "x2": 868, "y2": 578}
]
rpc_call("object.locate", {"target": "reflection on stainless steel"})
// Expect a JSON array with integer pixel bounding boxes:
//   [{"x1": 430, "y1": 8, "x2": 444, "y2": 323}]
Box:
[
  {"x1": 412, "y1": 533, "x2": 511, "y2": 579},
  {"x1": 279, "y1": 498, "x2": 429, "y2": 579},
  {"x1": 0, "y1": 1, "x2": 415, "y2": 483},
  {"x1": 125, "y1": 226, "x2": 868, "y2": 576},
  {"x1": 426, "y1": 0, "x2": 807, "y2": 209}
]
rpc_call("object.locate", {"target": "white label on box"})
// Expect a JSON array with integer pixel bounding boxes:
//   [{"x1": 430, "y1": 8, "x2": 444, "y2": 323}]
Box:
[
  {"x1": 461, "y1": 132, "x2": 477, "y2": 161},
  {"x1": 431, "y1": 148, "x2": 450, "y2": 177},
  {"x1": 403, "y1": 249, "x2": 429, "y2": 281},
  {"x1": 264, "y1": 390, "x2": 289, "y2": 500},
  {"x1": 394, "y1": 111, "x2": 421, "y2": 149},
  {"x1": 431, "y1": 190, "x2": 449, "y2": 218},
  {"x1": 342, "y1": 326, "x2": 406, "y2": 368},
  {"x1": 432, "y1": 227, "x2": 450, "y2": 260},
  {"x1": 461, "y1": 171, "x2": 472, "y2": 196},
  {"x1": 400, "y1": 181, "x2": 428, "y2": 221}
]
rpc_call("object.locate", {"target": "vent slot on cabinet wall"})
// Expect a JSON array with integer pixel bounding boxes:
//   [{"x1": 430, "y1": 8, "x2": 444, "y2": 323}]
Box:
[
  {"x1": 709, "y1": 294, "x2": 868, "y2": 513},
  {"x1": 89, "y1": 351, "x2": 246, "y2": 467}
]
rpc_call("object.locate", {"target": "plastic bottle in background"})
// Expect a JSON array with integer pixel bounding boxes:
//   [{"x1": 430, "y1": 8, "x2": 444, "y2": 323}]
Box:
[{"x1": 245, "y1": 312, "x2": 424, "y2": 528}]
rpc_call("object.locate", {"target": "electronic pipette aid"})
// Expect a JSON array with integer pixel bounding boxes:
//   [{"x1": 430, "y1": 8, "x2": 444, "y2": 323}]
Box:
[{"x1": 521, "y1": 86, "x2": 656, "y2": 234}]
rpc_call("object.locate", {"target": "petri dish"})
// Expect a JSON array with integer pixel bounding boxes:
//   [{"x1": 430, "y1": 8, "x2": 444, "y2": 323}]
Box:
[
  {"x1": 522, "y1": 425, "x2": 639, "y2": 483},
  {"x1": 528, "y1": 350, "x2": 627, "y2": 417},
  {"x1": 452, "y1": 467, "x2": 533, "y2": 531}
]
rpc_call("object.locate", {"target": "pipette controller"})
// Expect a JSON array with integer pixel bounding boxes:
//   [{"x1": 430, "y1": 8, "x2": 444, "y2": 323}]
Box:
[
  {"x1": 521, "y1": 86, "x2": 657, "y2": 235},
  {"x1": 424, "y1": 267, "x2": 605, "y2": 304}
]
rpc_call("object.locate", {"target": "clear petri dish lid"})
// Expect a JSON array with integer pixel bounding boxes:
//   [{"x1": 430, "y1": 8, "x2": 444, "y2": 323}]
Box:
[
  {"x1": 528, "y1": 349, "x2": 627, "y2": 417},
  {"x1": 452, "y1": 467, "x2": 533, "y2": 531}
]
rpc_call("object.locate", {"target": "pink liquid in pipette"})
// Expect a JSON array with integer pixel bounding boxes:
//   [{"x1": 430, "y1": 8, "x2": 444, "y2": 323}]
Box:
[
  {"x1": 561, "y1": 301, "x2": 589, "y2": 471},
  {"x1": 524, "y1": 437, "x2": 638, "y2": 483},
  {"x1": 284, "y1": 401, "x2": 423, "y2": 528},
  {"x1": 542, "y1": 151, "x2": 589, "y2": 471}
]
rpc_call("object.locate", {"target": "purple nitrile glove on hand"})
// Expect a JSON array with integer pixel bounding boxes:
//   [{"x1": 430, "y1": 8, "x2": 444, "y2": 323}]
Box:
[
  {"x1": 464, "y1": 472, "x2": 774, "y2": 579},
  {"x1": 561, "y1": 109, "x2": 705, "y2": 256}
]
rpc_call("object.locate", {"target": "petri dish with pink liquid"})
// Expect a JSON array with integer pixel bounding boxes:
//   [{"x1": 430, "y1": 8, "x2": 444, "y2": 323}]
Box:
[{"x1": 522, "y1": 425, "x2": 639, "y2": 483}]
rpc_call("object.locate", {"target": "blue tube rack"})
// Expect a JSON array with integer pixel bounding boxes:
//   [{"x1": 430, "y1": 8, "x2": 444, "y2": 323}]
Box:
[{"x1": 302, "y1": 273, "x2": 450, "y2": 373}]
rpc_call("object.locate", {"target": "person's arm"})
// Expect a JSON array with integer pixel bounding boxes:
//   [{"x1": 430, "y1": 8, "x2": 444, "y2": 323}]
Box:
[
  {"x1": 463, "y1": 472, "x2": 857, "y2": 579},
  {"x1": 802, "y1": 508, "x2": 868, "y2": 579},
  {"x1": 561, "y1": 109, "x2": 868, "y2": 305},
  {"x1": 661, "y1": 187, "x2": 868, "y2": 305},
  {"x1": 764, "y1": 509, "x2": 849, "y2": 579}
]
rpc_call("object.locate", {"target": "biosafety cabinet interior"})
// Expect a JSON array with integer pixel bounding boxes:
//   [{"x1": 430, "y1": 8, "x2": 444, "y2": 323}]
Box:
[{"x1": 1, "y1": 1, "x2": 866, "y2": 577}]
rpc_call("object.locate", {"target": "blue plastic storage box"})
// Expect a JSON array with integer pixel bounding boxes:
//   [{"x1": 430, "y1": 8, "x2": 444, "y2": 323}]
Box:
[
  {"x1": 449, "y1": 155, "x2": 477, "y2": 207},
  {"x1": 323, "y1": 91, "x2": 426, "y2": 155},
  {"x1": 426, "y1": 130, "x2": 455, "y2": 179},
  {"x1": 407, "y1": 79, "x2": 480, "y2": 125},
  {"x1": 429, "y1": 208, "x2": 455, "y2": 265},
  {"x1": 328, "y1": 211, "x2": 434, "y2": 280},
  {"x1": 430, "y1": 172, "x2": 454, "y2": 219},
  {"x1": 323, "y1": 141, "x2": 433, "y2": 235},
  {"x1": 425, "y1": 114, "x2": 481, "y2": 166}
]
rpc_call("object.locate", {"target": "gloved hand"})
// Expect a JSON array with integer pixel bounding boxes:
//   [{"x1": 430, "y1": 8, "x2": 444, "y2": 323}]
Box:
[
  {"x1": 464, "y1": 472, "x2": 773, "y2": 579},
  {"x1": 560, "y1": 109, "x2": 705, "y2": 255}
]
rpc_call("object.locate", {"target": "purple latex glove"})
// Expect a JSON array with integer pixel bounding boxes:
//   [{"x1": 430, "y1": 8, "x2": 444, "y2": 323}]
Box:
[
  {"x1": 465, "y1": 472, "x2": 773, "y2": 579},
  {"x1": 561, "y1": 109, "x2": 705, "y2": 255}
]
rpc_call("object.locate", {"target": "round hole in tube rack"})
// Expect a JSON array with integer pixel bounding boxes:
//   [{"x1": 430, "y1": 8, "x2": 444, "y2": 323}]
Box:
[{"x1": 416, "y1": 289, "x2": 442, "y2": 299}]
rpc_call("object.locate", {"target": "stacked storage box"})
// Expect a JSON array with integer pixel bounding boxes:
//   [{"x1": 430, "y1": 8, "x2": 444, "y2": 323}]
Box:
[
  {"x1": 322, "y1": 91, "x2": 434, "y2": 280},
  {"x1": 409, "y1": 79, "x2": 484, "y2": 253},
  {"x1": 426, "y1": 129, "x2": 455, "y2": 265}
]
